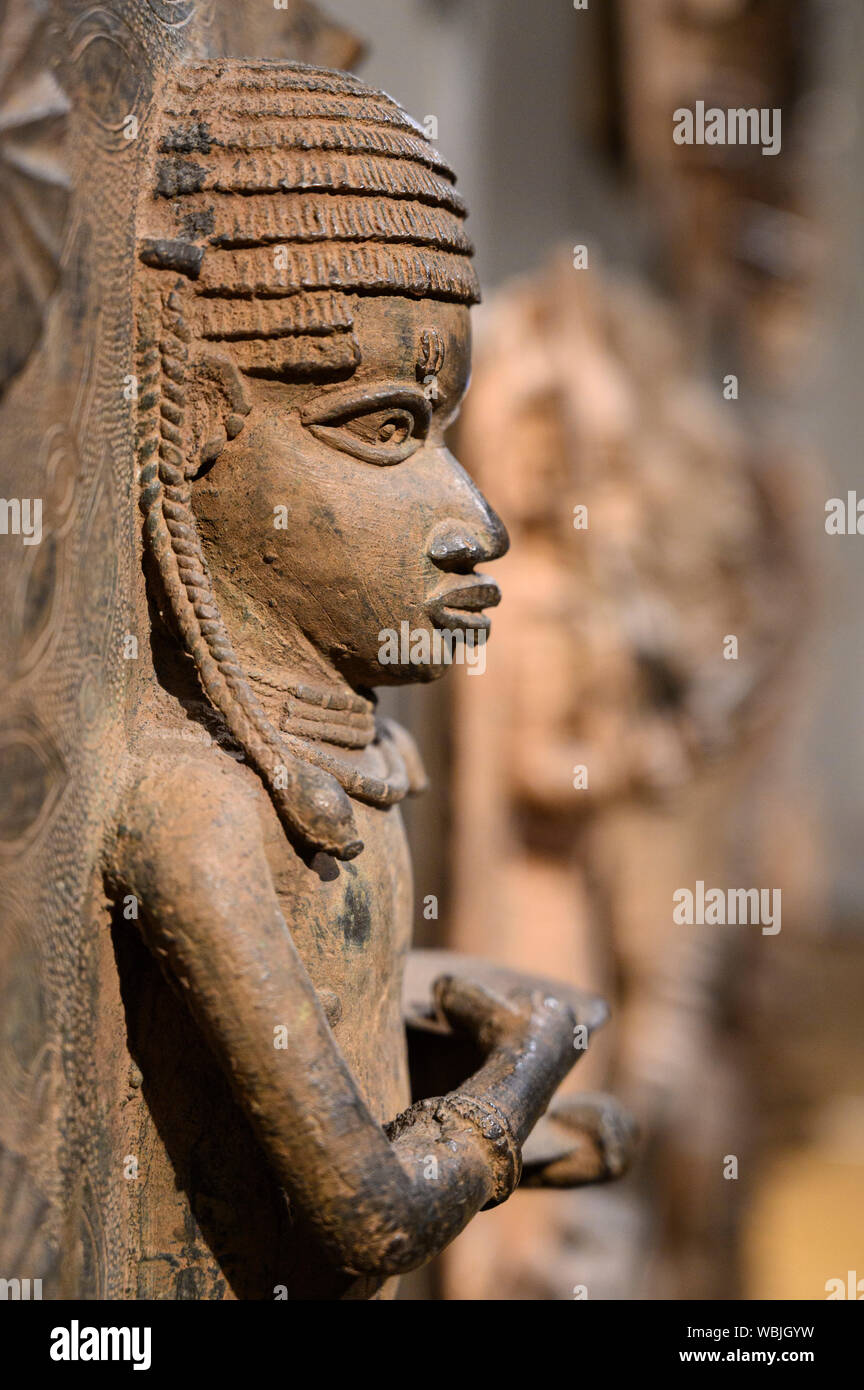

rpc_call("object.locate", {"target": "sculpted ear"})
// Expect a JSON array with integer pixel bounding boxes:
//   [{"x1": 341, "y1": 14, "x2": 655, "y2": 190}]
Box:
[{"x1": 187, "y1": 350, "x2": 252, "y2": 474}]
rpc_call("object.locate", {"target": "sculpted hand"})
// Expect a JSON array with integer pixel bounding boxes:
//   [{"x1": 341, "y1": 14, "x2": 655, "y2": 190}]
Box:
[
  {"x1": 399, "y1": 953, "x2": 635, "y2": 1206},
  {"x1": 387, "y1": 975, "x2": 580, "y2": 1207}
]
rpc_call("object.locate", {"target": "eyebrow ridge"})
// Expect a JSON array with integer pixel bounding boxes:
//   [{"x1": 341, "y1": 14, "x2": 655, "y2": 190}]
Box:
[{"x1": 300, "y1": 381, "x2": 431, "y2": 426}]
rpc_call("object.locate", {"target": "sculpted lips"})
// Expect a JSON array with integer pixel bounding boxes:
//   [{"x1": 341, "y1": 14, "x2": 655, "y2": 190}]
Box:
[{"x1": 425, "y1": 576, "x2": 501, "y2": 631}]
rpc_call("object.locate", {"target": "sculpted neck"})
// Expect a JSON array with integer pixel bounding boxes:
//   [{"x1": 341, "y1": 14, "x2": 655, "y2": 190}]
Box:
[{"x1": 208, "y1": 570, "x2": 377, "y2": 750}]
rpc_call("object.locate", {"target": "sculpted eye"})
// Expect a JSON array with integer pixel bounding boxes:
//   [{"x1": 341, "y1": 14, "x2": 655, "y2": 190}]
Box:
[{"x1": 300, "y1": 387, "x2": 430, "y2": 465}]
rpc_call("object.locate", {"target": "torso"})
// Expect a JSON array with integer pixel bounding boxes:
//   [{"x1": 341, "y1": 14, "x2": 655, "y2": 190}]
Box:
[
  {"x1": 258, "y1": 754, "x2": 414, "y2": 1123},
  {"x1": 109, "y1": 713, "x2": 413, "y2": 1299}
]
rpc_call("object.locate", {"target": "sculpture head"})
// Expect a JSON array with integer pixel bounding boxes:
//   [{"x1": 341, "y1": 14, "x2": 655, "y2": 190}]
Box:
[{"x1": 135, "y1": 60, "x2": 506, "y2": 857}]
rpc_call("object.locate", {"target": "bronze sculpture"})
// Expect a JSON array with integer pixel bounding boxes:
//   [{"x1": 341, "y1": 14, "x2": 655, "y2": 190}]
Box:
[
  {"x1": 57, "y1": 57, "x2": 627, "y2": 1298},
  {"x1": 0, "y1": 0, "x2": 629, "y2": 1297}
]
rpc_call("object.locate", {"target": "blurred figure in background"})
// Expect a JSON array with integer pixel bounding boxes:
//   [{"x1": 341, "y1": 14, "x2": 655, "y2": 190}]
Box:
[{"x1": 443, "y1": 251, "x2": 818, "y2": 1299}]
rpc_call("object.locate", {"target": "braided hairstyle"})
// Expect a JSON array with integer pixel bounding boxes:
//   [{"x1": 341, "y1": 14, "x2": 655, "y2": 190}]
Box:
[{"x1": 135, "y1": 60, "x2": 479, "y2": 858}]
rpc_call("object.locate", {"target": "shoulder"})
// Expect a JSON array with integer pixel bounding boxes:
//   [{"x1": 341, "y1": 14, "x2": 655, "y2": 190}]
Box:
[{"x1": 109, "y1": 736, "x2": 269, "y2": 890}]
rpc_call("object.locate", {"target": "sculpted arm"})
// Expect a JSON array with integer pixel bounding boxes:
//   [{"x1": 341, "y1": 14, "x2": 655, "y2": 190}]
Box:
[{"x1": 108, "y1": 757, "x2": 579, "y2": 1278}]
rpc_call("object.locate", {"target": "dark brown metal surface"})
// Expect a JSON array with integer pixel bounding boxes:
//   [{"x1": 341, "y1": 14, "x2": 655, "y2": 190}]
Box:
[{"x1": 0, "y1": 2, "x2": 629, "y2": 1300}]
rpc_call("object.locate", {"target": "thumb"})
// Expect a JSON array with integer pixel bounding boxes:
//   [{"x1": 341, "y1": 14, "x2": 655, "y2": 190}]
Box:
[{"x1": 432, "y1": 974, "x2": 521, "y2": 1046}]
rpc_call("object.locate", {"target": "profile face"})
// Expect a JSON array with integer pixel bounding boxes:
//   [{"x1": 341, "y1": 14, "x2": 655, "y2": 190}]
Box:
[{"x1": 193, "y1": 296, "x2": 508, "y2": 685}]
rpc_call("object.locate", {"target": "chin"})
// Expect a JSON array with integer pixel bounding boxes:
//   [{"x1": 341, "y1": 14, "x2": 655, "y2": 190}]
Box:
[
  {"x1": 342, "y1": 611, "x2": 489, "y2": 687},
  {"x1": 364, "y1": 660, "x2": 451, "y2": 687}
]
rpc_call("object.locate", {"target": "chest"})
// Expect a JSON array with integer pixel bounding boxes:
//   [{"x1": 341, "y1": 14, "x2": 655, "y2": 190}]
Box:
[{"x1": 260, "y1": 791, "x2": 415, "y2": 1121}]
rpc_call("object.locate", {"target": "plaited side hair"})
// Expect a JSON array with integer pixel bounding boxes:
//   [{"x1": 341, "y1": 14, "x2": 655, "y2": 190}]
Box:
[{"x1": 135, "y1": 59, "x2": 478, "y2": 858}]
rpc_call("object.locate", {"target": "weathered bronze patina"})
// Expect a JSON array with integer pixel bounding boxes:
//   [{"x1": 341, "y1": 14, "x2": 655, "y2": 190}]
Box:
[
  {"x1": 0, "y1": 16, "x2": 628, "y2": 1299},
  {"x1": 102, "y1": 57, "x2": 629, "y2": 1297}
]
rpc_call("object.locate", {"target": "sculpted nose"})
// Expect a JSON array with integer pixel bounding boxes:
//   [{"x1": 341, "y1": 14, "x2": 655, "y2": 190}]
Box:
[{"x1": 426, "y1": 508, "x2": 509, "y2": 574}]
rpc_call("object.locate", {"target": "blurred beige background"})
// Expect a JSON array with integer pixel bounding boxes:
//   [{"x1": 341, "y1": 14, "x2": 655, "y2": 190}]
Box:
[{"x1": 323, "y1": 0, "x2": 864, "y2": 1300}]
